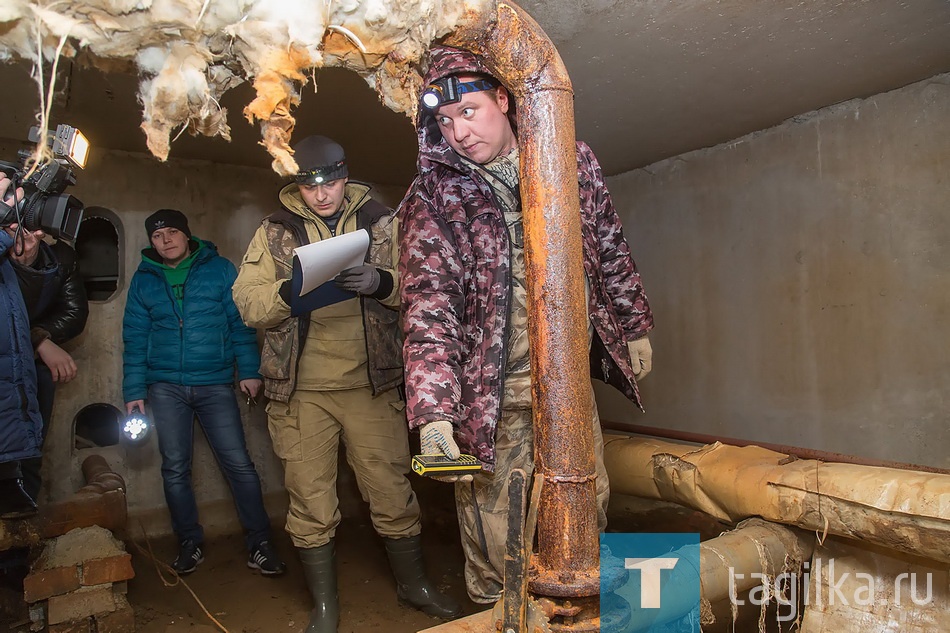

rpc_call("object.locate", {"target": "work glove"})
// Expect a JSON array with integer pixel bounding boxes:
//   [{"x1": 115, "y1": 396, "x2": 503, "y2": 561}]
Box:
[
  {"x1": 334, "y1": 265, "x2": 393, "y2": 298},
  {"x1": 627, "y1": 336, "x2": 653, "y2": 380},
  {"x1": 419, "y1": 420, "x2": 473, "y2": 483}
]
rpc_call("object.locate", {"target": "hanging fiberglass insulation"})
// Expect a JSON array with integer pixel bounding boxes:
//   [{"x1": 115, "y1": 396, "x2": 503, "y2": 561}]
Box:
[{"x1": 0, "y1": 0, "x2": 489, "y2": 174}]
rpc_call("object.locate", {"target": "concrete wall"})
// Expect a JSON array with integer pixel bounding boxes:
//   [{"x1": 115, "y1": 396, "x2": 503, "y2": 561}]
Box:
[
  {"x1": 0, "y1": 140, "x2": 408, "y2": 536},
  {"x1": 596, "y1": 73, "x2": 950, "y2": 469}
]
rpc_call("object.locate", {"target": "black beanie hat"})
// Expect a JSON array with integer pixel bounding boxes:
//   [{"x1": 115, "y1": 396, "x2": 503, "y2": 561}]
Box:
[
  {"x1": 145, "y1": 209, "x2": 191, "y2": 238},
  {"x1": 293, "y1": 135, "x2": 348, "y2": 185}
]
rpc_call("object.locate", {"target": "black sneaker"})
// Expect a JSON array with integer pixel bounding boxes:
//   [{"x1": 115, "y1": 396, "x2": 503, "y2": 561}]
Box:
[
  {"x1": 247, "y1": 540, "x2": 286, "y2": 576},
  {"x1": 172, "y1": 540, "x2": 203, "y2": 575}
]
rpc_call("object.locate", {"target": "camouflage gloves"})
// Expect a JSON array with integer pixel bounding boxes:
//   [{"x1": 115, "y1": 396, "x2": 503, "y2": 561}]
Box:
[
  {"x1": 334, "y1": 265, "x2": 394, "y2": 299},
  {"x1": 627, "y1": 336, "x2": 653, "y2": 380}
]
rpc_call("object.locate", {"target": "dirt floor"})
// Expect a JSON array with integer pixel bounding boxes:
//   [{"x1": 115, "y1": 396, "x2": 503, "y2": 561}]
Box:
[
  {"x1": 0, "y1": 475, "x2": 481, "y2": 633},
  {"x1": 0, "y1": 482, "x2": 775, "y2": 633},
  {"x1": 127, "y1": 481, "x2": 481, "y2": 633}
]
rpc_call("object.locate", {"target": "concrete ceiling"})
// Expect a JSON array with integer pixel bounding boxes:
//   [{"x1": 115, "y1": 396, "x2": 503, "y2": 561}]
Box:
[{"x1": 2, "y1": 0, "x2": 949, "y2": 186}]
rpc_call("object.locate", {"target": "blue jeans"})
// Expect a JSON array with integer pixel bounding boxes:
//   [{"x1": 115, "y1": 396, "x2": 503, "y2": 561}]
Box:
[{"x1": 148, "y1": 383, "x2": 270, "y2": 551}]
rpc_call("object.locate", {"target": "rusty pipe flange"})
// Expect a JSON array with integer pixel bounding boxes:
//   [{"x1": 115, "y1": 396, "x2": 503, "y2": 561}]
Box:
[
  {"x1": 535, "y1": 596, "x2": 601, "y2": 633},
  {"x1": 492, "y1": 596, "x2": 605, "y2": 633},
  {"x1": 492, "y1": 598, "x2": 553, "y2": 633},
  {"x1": 601, "y1": 543, "x2": 629, "y2": 594},
  {"x1": 528, "y1": 564, "x2": 599, "y2": 598}
]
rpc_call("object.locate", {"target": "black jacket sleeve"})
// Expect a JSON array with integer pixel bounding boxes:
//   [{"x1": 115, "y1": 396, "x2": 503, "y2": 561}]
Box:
[{"x1": 32, "y1": 241, "x2": 89, "y2": 345}]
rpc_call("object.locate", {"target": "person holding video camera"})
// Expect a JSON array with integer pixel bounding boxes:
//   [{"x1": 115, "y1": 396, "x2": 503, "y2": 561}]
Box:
[
  {"x1": 0, "y1": 174, "x2": 44, "y2": 517},
  {"x1": 122, "y1": 209, "x2": 285, "y2": 578},
  {"x1": 5, "y1": 221, "x2": 89, "y2": 501}
]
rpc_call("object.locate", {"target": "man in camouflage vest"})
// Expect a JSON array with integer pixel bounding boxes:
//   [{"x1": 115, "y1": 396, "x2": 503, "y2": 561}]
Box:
[
  {"x1": 233, "y1": 136, "x2": 460, "y2": 633},
  {"x1": 399, "y1": 46, "x2": 655, "y2": 604}
]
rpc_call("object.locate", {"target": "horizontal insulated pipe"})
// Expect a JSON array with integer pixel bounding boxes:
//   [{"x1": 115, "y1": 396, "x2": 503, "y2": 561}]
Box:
[
  {"x1": 613, "y1": 519, "x2": 814, "y2": 630},
  {"x1": 603, "y1": 433, "x2": 950, "y2": 564},
  {"x1": 601, "y1": 419, "x2": 950, "y2": 476}
]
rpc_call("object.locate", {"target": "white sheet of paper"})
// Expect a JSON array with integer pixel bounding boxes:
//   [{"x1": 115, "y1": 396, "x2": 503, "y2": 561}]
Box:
[{"x1": 293, "y1": 229, "x2": 370, "y2": 296}]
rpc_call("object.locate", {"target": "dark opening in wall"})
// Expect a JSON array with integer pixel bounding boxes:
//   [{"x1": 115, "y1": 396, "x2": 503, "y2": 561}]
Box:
[
  {"x1": 74, "y1": 403, "x2": 122, "y2": 449},
  {"x1": 75, "y1": 209, "x2": 121, "y2": 301}
]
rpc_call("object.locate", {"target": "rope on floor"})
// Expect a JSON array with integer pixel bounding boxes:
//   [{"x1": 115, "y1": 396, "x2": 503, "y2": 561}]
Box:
[{"x1": 132, "y1": 522, "x2": 230, "y2": 633}]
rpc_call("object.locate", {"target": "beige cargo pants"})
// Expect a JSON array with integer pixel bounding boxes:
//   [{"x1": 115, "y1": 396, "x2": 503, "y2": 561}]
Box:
[
  {"x1": 265, "y1": 386, "x2": 421, "y2": 549},
  {"x1": 454, "y1": 403, "x2": 610, "y2": 603}
]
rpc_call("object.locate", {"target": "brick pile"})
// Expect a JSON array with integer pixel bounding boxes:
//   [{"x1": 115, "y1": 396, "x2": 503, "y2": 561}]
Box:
[{"x1": 23, "y1": 526, "x2": 135, "y2": 632}]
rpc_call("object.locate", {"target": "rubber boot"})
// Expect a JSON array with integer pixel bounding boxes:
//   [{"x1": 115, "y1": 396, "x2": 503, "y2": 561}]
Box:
[
  {"x1": 384, "y1": 535, "x2": 462, "y2": 619},
  {"x1": 298, "y1": 543, "x2": 338, "y2": 633}
]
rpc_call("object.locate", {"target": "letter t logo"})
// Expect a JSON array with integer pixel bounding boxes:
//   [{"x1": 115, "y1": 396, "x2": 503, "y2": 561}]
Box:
[{"x1": 625, "y1": 558, "x2": 679, "y2": 608}]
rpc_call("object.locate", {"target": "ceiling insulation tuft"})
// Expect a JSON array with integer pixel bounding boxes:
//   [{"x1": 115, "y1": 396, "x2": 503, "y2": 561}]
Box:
[{"x1": 0, "y1": 0, "x2": 490, "y2": 174}]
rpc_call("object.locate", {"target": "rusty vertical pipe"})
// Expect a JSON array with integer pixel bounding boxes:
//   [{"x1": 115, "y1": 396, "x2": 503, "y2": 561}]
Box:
[{"x1": 446, "y1": 0, "x2": 600, "y2": 602}]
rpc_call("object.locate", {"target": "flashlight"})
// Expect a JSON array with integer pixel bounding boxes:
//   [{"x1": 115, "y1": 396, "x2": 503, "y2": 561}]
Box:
[
  {"x1": 421, "y1": 77, "x2": 500, "y2": 111},
  {"x1": 121, "y1": 406, "x2": 152, "y2": 445}
]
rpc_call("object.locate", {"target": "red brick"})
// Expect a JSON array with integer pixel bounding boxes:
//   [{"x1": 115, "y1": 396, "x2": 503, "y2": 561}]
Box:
[
  {"x1": 95, "y1": 595, "x2": 135, "y2": 633},
  {"x1": 48, "y1": 617, "x2": 92, "y2": 633},
  {"x1": 23, "y1": 565, "x2": 81, "y2": 602},
  {"x1": 81, "y1": 554, "x2": 134, "y2": 586},
  {"x1": 48, "y1": 585, "x2": 116, "y2": 625}
]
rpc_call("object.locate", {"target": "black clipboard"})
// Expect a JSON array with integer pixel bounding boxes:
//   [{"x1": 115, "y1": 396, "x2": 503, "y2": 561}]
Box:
[{"x1": 289, "y1": 256, "x2": 357, "y2": 316}]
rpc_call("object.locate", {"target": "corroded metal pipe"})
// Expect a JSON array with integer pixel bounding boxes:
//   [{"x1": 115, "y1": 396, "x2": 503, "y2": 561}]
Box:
[
  {"x1": 0, "y1": 455, "x2": 127, "y2": 550},
  {"x1": 446, "y1": 0, "x2": 600, "y2": 611}
]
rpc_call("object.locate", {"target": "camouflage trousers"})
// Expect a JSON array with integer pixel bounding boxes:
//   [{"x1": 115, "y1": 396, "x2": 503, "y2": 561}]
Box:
[
  {"x1": 265, "y1": 386, "x2": 421, "y2": 548},
  {"x1": 454, "y1": 403, "x2": 610, "y2": 603}
]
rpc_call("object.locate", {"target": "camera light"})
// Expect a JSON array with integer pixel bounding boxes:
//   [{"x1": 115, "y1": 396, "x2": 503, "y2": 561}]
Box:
[
  {"x1": 121, "y1": 407, "x2": 152, "y2": 445},
  {"x1": 68, "y1": 131, "x2": 89, "y2": 169},
  {"x1": 51, "y1": 125, "x2": 89, "y2": 169}
]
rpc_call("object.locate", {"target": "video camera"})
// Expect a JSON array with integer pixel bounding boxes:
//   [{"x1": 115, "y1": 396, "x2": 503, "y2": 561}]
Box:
[{"x1": 0, "y1": 124, "x2": 88, "y2": 241}]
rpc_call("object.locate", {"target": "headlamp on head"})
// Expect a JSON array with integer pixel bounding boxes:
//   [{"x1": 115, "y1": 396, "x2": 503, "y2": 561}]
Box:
[
  {"x1": 421, "y1": 77, "x2": 500, "y2": 111},
  {"x1": 294, "y1": 159, "x2": 347, "y2": 186}
]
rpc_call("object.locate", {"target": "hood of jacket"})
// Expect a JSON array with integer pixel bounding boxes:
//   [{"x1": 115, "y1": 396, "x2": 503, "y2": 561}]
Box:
[
  {"x1": 415, "y1": 46, "x2": 518, "y2": 177},
  {"x1": 277, "y1": 181, "x2": 374, "y2": 232},
  {"x1": 137, "y1": 237, "x2": 214, "y2": 273}
]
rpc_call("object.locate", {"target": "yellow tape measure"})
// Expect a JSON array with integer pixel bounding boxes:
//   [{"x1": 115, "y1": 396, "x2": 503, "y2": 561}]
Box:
[{"x1": 411, "y1": 454, "x2": 481, "y2": 477}]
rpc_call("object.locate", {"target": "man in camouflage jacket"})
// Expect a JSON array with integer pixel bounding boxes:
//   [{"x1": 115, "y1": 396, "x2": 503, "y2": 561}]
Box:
[
  {"x1": 233, "y1": 136, "x2": 460, "y2": 632},
  {"x1": 400, "y1": 46, "x2": 655, "y2": 603}
]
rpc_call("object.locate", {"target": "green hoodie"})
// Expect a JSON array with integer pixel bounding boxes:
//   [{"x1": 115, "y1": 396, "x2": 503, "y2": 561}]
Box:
[{"x1": 154, "y1": 239, "x2": 203, "y2": 310}]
